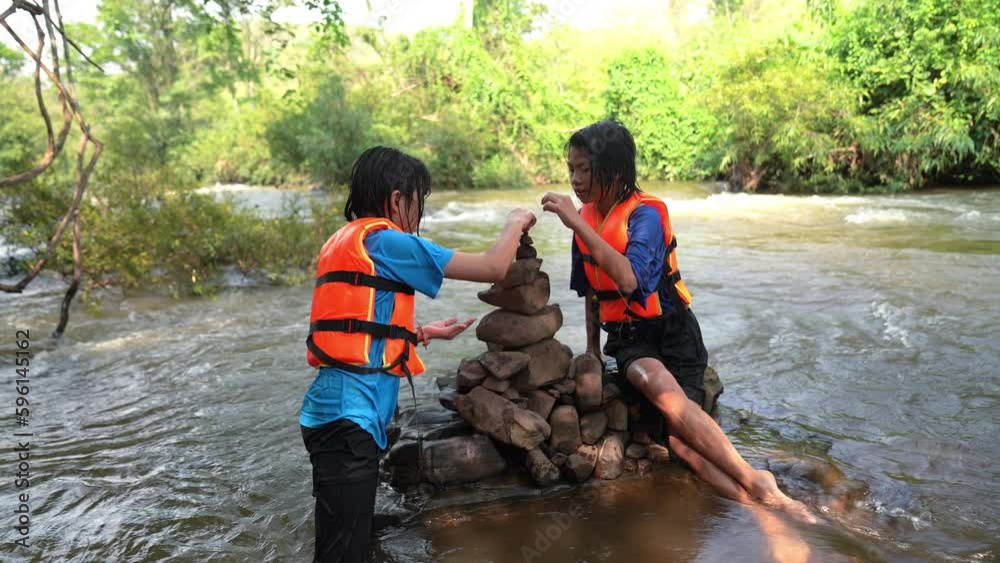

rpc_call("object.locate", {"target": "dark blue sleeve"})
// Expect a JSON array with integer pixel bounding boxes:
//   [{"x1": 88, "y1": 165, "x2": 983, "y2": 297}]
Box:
[
  {"x1": 570, "y1": 236, "x2": 589, "y2": 297},
  {"x1": 624, "y1": 205, "x2": 665, "y2": 302}
]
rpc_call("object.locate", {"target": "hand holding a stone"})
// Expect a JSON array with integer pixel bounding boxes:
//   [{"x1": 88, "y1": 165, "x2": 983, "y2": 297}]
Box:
[
  {"x1": 508, "y1": 208, "x2": 537, "y2": 232},
  {"x1": 417, "y1": 317, "x2": 477, "y2": 347},
  {"x1": 541, "y1": 192, "x2": 581, "y2": 230}
]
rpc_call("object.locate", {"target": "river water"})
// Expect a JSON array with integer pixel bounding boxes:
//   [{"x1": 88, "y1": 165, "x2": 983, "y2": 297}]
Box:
[{"x1": 1, "y1": 183, "x2": 997, "y2": 562}]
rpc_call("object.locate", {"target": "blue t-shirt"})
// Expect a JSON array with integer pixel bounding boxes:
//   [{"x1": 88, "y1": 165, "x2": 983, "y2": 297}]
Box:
[
  {"x1": 299, "y1": 229, "x2": 455, "y2": 449},
  {"x1": 570, "y1": 204, "x2": 674, "y2": 315}
]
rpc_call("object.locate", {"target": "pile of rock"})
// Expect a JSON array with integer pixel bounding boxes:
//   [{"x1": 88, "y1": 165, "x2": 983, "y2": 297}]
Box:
[
  {"x1": 385, "y1": 235, "x2": 722, "y2": 489},
  {"x1": 439, "y1": 235, "x2": 666, "y2": 486}
]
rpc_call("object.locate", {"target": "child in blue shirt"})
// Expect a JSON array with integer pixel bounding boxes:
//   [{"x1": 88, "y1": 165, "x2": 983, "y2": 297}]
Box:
[{"x1": 300, "y1": 146, "x2": 535, "y2": 563}]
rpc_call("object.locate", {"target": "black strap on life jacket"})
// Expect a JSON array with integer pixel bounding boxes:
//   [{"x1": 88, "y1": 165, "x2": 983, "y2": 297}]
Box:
[
  {"x1": 315, "y1": 270, "x2": 415, "y2": 294},
  {"x1": 593, "y1": 271, "x2": 682, "y2": 302}
]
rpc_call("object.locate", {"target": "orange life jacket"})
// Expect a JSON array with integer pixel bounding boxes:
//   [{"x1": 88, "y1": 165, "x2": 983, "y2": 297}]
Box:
[
  {"x1": 575, "y1": 192, "x2": 692, "y2": 324},
  {"x1": 305, "y1": 218, "x2": 425, "y2": 377}
]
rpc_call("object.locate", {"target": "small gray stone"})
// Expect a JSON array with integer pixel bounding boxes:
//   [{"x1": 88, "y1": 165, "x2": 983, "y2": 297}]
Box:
[
  {"x1": 647, "y1": 443, "x2": 671, "y2": 463},
  {"x1": 637, "y1": 459, "x2": 653, "y2": 474},
  {"x1": 626, "y1": 443, "x2": 647, "y2": 459},
  {"x1": 594, "y1": 433, "x2": 625, "y2": 480},
  {"x1": 563, "y1": 444, "x2": 598, "y2": 482},
  {"x1": 457, "y1": 358, "x2": 488, "y2": 391},
  {"x1": 439, "y1": 389, "x2": 458, "y2": 412},
  {"x1": 550, "y1": 452, "x2": 568, "y2": 468},
  {"x1": 526, "y1": 449, "x2": 561, "y2": 486}
]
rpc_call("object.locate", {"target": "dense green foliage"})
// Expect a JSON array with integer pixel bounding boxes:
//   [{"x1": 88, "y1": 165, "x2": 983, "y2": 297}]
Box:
[
  {"x1": 1, "y1": 0, "x2": 997, "y2": 297},
  {"x1": 831, "y1": 0, "x2": 1000, "y2": 189}
]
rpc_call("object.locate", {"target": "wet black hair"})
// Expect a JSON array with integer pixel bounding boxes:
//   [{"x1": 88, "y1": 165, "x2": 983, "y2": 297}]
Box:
[
  {"x1": 567, "y1": 119, "x2": 640, "y2": 202},
  {"x1": 344, "y1": 146, "x2": 432, "y2": 234}
]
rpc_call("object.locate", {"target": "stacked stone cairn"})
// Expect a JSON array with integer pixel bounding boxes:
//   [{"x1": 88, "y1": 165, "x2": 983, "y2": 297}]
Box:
[{"x1": 432, "y1": 234, "x2": 669, "y2": 487}]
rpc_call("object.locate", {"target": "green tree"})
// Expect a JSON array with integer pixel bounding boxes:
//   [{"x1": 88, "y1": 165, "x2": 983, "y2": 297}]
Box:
[
  {"x1": 832, "y1": 0, "x2": 1000, "y2": 188},
  {"x1": 605, "y1": 48, "x2": 717, "y2": 181},
  {"x1": 708, "y1": 40, "x2": 860, "y2": 191},
  {"x1": 0, "y1": 43, "x2": 23, "y2": 77}
]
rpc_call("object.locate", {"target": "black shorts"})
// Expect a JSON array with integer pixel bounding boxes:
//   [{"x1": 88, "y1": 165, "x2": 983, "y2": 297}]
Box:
[
  {"x1": 301, "y1": 419, "x2": 381, "y2": 563},
  {"x1": 603, "y1": 308, "x2": 711, "y2": 438}
]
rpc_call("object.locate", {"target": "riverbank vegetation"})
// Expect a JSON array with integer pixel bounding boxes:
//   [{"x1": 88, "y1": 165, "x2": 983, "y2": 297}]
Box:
[{"x1": 1, "y1": 0, "x2": 997, "y2": 300}]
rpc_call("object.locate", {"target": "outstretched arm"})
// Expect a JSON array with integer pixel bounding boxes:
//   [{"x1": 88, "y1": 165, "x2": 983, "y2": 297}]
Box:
[
  {"x1": 417, "y1": 317, "x2": 477, "y2": 347},
  {"x1": 541, "y1": 192, "x2": 638, "y2": 295}
]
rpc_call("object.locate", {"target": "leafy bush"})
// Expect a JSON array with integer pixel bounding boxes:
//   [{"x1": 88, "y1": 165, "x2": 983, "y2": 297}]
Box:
[
  {"x1": 472, "y1": 154, "x2": 532, "y2": 189},
  {"x1": 706, "y1": 40, "x2": 862, "y2": 192},
  {"x1": 605, "y1": 48, "x2": 718, "y2": 181},
  {"x1": 266, "y1": 75, "x2": 371, "y2": 188},
  {"x1": 831, "y1": 0, "x2": 1000, "y2": 188}
]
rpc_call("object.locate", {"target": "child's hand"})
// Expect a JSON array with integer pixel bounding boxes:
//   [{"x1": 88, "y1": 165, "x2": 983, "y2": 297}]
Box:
[
  {"x1": 417, "y1": 317, "x2": 477, "y2": 347},
  {"x1": 541, "y1": 192, "x2": 580, "y2": 229},
  {"x1": 508, "y1": 208, "x2": 536, "y2": 232}
]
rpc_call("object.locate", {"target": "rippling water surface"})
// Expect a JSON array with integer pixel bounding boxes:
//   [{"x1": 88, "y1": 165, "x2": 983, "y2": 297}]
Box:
[{"x1": 1, "y1": 183, "x2": 997, "y2": 562}]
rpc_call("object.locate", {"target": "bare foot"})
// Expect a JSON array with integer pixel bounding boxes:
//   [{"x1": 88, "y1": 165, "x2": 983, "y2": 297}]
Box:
[{"x1": 752, "y1": 470, "x2": 818, "y2": 524}]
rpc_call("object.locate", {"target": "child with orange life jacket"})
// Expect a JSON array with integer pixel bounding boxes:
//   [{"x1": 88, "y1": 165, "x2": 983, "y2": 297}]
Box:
[
  {"x1": 541, "y1": 121, "x2": 814, "y2": 522},
  {"x1": 300, "y1": 147, "x2": 535, "y2": 562}
]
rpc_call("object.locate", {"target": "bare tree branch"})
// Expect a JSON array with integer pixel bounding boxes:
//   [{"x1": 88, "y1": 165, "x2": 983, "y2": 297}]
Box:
[
  {"x1": 0, "y1": 5, "x2": 72, "y2": 187},
  {"x1": 0, "y1": 0, "x2": 103, "y2": 338}
]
